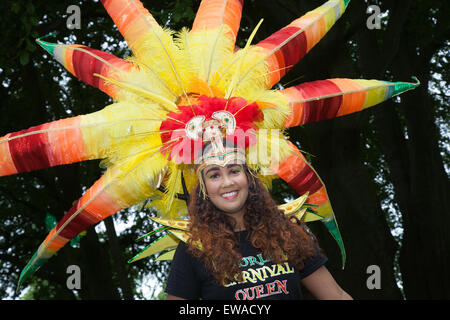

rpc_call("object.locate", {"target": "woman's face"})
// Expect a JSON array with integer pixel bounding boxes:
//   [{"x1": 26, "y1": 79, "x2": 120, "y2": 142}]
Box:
[{"x1": 202, "y1": 163, "x2": 249, "y2": 215}]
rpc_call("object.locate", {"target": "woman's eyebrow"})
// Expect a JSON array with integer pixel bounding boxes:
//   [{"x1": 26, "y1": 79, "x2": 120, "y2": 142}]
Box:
[{"x1": 204, "y1": 166, "x2": 220, "y2": 175}]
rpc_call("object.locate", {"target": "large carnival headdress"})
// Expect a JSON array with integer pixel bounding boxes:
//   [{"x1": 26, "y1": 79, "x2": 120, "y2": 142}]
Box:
[{"x1": 0, "y1": 0, "x2": 419, "y2": 287}]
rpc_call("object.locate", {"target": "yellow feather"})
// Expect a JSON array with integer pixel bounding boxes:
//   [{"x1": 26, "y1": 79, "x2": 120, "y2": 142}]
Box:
[
  {"x1": 253, "y1": 90, "x2": 290, "y2": 129},
  {"x1": 123, "y1": 57, "x2": 178, "y2": 101},
  {"x1": 179, "y1": 25, "x2": 235, "y2": 85},
  {"x1": 149, "y1": 197, "x2": 188, "y2": 219},
  {"x1": 247, "y1": 130, "x2": 291, "y2": 173},
  {"x1": 81, "y1": 101, "x2": 166, "y2": 164},
  {"x1": 225, "y1": 19, "x2": 264, "y2": 99},
  {"x1": 161, "y1": 163, "x2": 182, "y2": 218},
  {"x1": 173, "y1": 27, "x2": 200, "y2": 79},
  {"x1": 136, "y1": 26, "x2": 191, "y2": 97},
  {"x1": 105, "y1": 151, "x2": 168, "y2": 209},
  {"x1": 94, "y1": 73, "x2": 177, "y2": 110}
]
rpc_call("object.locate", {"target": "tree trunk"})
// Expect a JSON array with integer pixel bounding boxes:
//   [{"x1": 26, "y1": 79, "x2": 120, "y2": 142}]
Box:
[
  {"x1": 79, "y1": 227, "x2": 120, "y2": 300},
  {"x1": 104, "y1": 216, "x2": 134, "y2": 299},
  {"x1": 399, "y1": 80, "x2": 450, "y2": 299},
  {"x1": 354, "y1": 0, "x2": 450, "y2": 299}
]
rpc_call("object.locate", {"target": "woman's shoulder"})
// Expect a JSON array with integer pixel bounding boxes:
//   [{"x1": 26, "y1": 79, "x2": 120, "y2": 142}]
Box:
[
  {"x1": 173, "y1": 240, "x2": 191, "y2": 257},
  {"x1": 170, "y1": 241, "x2": 202, "y2": 272},
  {"x1": 173, "y1": 240, "x2": 202, "y2": 265},
  {"x1": 298, "y1": 242, "x2": 328, "y2": 279}
]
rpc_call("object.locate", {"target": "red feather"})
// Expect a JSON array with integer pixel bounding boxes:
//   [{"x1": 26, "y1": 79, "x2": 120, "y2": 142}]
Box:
[{"x1": 159, "y1": 96, "x2": 263, "y2": 162}]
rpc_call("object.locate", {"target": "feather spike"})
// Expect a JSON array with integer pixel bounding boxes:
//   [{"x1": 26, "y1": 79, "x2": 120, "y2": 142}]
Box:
[
  {"x1": 225, "y1": 19, "x2": 264, "y2": 100},
  {"x1": 93, "y1": 73, "x2": 177, "y2": 109},
  {"x1": 128, "y1": 1, "x2": 191, "y2": 105}
]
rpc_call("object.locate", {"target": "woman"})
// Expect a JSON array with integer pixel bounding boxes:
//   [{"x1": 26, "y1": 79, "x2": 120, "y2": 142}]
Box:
[{"x1": 165, "y1": 143, "x2": 352, "y2": 300}]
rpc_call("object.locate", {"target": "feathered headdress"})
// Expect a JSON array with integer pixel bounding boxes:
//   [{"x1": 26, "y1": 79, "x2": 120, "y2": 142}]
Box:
[{"x1": 0, "y1": 0, "x2": 419, "y2": 288}]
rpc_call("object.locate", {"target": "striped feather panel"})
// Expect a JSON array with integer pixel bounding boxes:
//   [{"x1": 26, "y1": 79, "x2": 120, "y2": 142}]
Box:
[
  {"x1": 282, "y1": 78, "x2": 420, "y2": 128},
  {"x1": 18, "y1": 173, "x2": 125, "y2": 287},
  {"x1": 0, "y1": 117, "x2": 85, "y2": 177},
  {"x1": 271, "y1": 141, "x2": 345, "y2": 265},
  {"x1": 253, "y1": 0, "x2": 349, "y2": 88},
  {"x1": 100, "y1": 0, "x2": 160, "y2": 58},
  {"x1": 18, "y1": 151, "x2": 168, "y2": 286},
  {"x1": 37, "y1": 39, "x2": 134, "y2": 100},
  {"x1": 192, "y1": 0, "x2": 244, "y2": 43},
  {"x1": 0, "y1": 99, "x2": 160, "y2": 177},
  {"x1": 271, "y1": 142, "x2": 330, "y2": 215}
]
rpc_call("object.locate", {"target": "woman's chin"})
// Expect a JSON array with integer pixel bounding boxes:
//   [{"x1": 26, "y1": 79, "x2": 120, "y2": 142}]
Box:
[{"x1": 219, "y1": 204, "x2": 246, "y2": 215}]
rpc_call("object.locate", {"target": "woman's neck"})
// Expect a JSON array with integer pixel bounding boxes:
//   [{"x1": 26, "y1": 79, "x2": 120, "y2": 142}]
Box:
[{"x1": 225, "y1": 208, "x2": 246, "y2": 232}]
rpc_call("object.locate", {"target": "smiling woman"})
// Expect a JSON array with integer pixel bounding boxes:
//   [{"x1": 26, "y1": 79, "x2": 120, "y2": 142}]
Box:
[
  {"x1": 202, "y1": 163, "x2": 249, "y2": 218},
  {"x1": 165, "y1": 142, "x2": 352, "y2": 300}
]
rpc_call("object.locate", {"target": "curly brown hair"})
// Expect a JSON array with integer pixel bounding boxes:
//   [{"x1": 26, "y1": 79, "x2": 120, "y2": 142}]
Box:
[{"x1": 186, "y1": 165, "x2": 317, "y2": 285}]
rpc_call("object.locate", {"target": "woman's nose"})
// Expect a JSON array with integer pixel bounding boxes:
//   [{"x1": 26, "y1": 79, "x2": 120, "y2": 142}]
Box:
[{"x1": 221, "y1": 173, "x2": 234, "y2": 187}]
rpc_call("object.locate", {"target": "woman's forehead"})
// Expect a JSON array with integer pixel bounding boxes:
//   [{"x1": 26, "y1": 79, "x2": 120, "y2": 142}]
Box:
[
  {"x1": 203, "y1": 162, "x2": 243, "y2": 172},
  {"x1": 196, "y1": 143, "x2": 247, "y2": 176}
]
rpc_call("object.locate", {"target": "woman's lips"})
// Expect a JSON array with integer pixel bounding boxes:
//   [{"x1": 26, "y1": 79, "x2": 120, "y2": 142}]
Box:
[{"x1": 221, "y1": 190, "x2": 239, "y2": 200}]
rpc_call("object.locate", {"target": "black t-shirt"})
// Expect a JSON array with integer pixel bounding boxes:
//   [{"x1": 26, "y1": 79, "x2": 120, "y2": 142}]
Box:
[{"x1": 165, "y1": 230, "x2": 327, "y2": 300}]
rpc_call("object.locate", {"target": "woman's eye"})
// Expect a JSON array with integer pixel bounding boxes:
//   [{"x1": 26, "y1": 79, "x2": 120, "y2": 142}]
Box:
[
  {"x1": 230, "y1": 168, "x2": 241, "y2": 175},
  {"x1": 208, "y1": 173, "x2": 220, "y2": 179}
]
